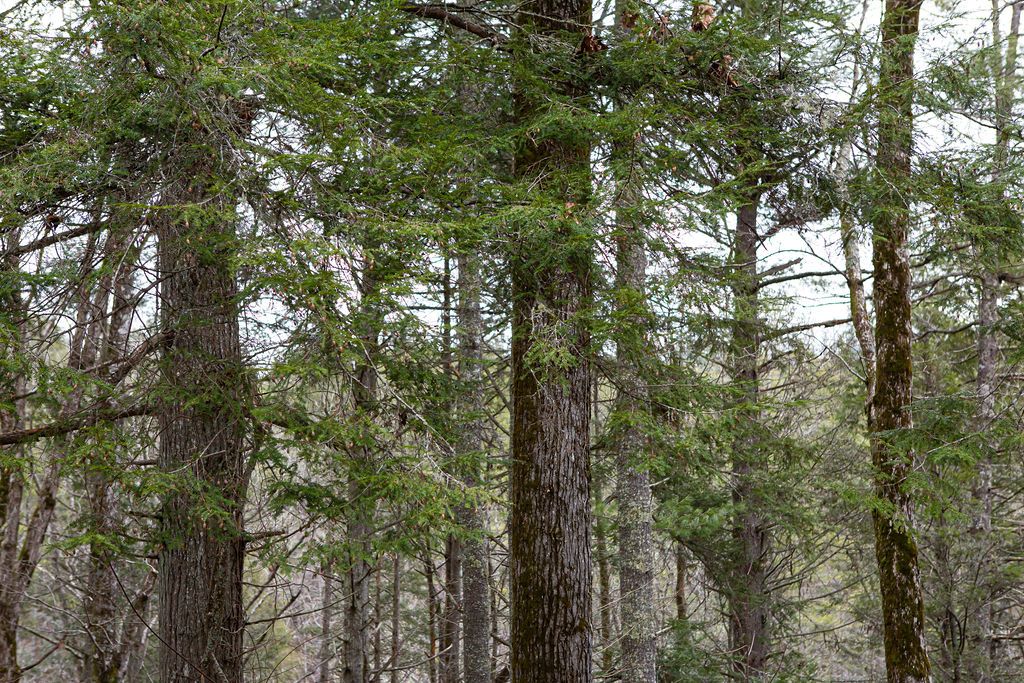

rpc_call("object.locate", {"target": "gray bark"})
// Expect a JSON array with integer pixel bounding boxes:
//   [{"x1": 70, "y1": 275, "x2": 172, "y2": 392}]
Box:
[
  {"x1": 508, "y1": 0, "x2": 595, "y2": 676},
  {"x1": 457, "y1": 247, "x2": 491, "y2": 683},
  {"x1": 319, "y1": 559, "x2": 335, "y2": 683},
  {"x1": 156, "y1": 150, "x2": 248, "y2": 683},
  {"x1": 611, "y1": 130, "x2": 657, "y2": 683}
]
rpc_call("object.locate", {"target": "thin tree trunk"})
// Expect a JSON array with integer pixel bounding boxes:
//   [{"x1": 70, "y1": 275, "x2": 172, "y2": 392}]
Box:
[
  {"x1": 390, "y1": 554, "x2": 400, "y2": 683},
  {"x1": 456, "y1": 246, "x2": 491, "y2": 683},
  {"x1": 374, "y1": 558, "x2": 382, "y2": 683},
  {"x1": 117, "y1": 566, "x2": 157, "y2": 682},
  {"x1": 594, "y1": 478, "x2": 614, "y2": 673},
  {"x1": 426, "y1": 552, "x2": 439, "y2": 683},
  {"x1": 0, "y1": 227, "x2": 25, "y2": 683},
  {"x1": 320, "y1": 558, "x2": 335, "y2": 683},
  {"x1": 508, "y1": 0, "x2": 595, "y2": 677},
  {"x1": 870, "y1": 1, "x2": 930, "y2": 680},
  {"x1": 611, "y1": 104, "x2": 657, "y2": 683},
  {"x1": 345, "y1": 254, "x2": 380, "y2": 683},
  {"x1": 973, "y1": 4, "x2": 1020, "y2": 677},
  {"x1": 82, "y1": 224, "x2": 140, "y2": 683},
  {"x1": 675, "y1": 546, "x2": 687, "y2": 622},
  {"x1": 1, "y1": 226, "x2": 110, "y2": 682},
  {"x1": 727, "y1": 197, "x2": 771, "y2": 679},
  {"x1": 441, "y1": 534, "x2": 462, "y2": 683}
]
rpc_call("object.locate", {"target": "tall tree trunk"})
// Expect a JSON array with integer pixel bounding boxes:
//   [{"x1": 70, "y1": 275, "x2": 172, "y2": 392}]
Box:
[
  {"x1": 727, "y1": 197, "x2": 771, "y2": 679},
  {"x1": 456, "y1": 245, "x2": 491, "y2": 683},
  {"x1": 972, "y1": 4, "x2": 1020, "y2": 677},
  {"x1": 870, "y1": 1, "x2": 930, "y2": 680},
  {"x1": 345, "y1": 254, "x2": 380, "y2": 683},
  {"x1": 611, "y1": 92, "x2": 657, "y2": 683},
  {"x1": 508, "y1": 0, "x2": 594, "y2": 676},
  {"x1": 156, "y1": 148, "x2": 248, "y2": 683}
]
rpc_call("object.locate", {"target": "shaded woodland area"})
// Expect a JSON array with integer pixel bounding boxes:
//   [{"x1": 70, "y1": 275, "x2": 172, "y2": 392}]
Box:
[{"x1": 0, "y1": 0, "x2": 1022, "y2": 681}]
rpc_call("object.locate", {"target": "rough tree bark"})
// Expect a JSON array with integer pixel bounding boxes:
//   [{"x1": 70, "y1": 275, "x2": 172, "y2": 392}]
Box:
[
  {"x1": 156, "y1": 143, "x2": 248, "y2": 682},
  {"x1": 869, "y1": 0, "x2": 931, "y2": 680},
  {"x1": 508, "y1": 0, "x2": 595, "y2": 674}
]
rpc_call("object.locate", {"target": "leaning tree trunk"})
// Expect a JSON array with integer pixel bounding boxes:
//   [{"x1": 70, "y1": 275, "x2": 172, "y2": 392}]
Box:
[
  {"x1": 870, "y1": 1, "x2": 930, "y2": 680},
  {"x1": 508, "y1": 0, "x2": 595, "y2": 676},
  {"x1": 156, "y1": 146, "x2": 248, "y2": 683},
  {"x1": 727, "y1": 196, "x2": 771, "y2": 679}
]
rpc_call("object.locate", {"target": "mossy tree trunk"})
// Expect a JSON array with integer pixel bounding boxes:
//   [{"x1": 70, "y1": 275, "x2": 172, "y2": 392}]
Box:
[{"x1": 869, "y1": 1, "x2": 930, "y2": 681}]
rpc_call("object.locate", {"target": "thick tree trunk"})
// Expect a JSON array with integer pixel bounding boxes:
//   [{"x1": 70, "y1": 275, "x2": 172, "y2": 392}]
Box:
[
  {"x1": 870, "y1": 1, "x2": 930, "y2": 680},
  {"x1": 456, "y1": 247, "x2": 492, "y2": 683},
  {"x1": 727, "y1": 197, "x2": 771, "y2": 679},
  {"x1": 156, "y1": 155, "x2": 248, "y2": 683},
  {"x1": 509, "y1": 0, "x2": 594, "y2": 677}
]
